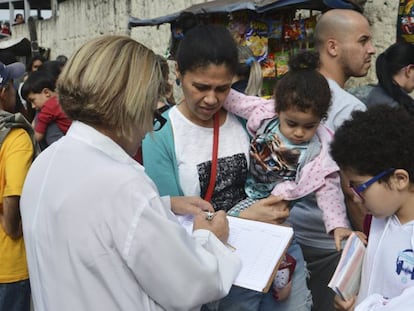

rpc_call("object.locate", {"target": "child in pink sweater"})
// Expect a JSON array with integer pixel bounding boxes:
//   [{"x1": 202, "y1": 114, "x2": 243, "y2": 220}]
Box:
[{"x1": 226, "y1": 51, "x2": 352, "y2": 301}]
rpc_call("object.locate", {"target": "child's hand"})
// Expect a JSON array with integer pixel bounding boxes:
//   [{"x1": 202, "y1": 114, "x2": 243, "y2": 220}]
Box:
[
  {"x1": 333, "y1": 227, "x2": 353, "y2": 251},
  {"x1": 354, "y1": 231, "x2": 368, "y2": 245},
  {"x1": 334, "y1": 294, "x2": 356, "y2": 311},
  {"x1": 194, "y1": 210, "x2": 229, "y2": 243}
]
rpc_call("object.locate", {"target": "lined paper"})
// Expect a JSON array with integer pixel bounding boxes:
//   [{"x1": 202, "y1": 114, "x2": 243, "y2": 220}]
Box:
[{"x1": 177, "y1": 214, "x2": 293, "y2": 292}]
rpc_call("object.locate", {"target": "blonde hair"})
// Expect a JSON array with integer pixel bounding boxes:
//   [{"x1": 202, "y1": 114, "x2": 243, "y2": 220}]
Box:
[
  {"x1": 57, "y1": 35, "x2": 162, "y2": 141},
  {"x1": 237, "y1": 45, "x2": 263, "y2": 96}
]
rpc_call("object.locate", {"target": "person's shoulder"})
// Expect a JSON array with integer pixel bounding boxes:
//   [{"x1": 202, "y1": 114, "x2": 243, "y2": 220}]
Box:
[
  {"x1": 6, "y1": 127, "x2": 30, "y2": 139},
  {"x1": 317, "y1": 123, "x2": 334, "y2": 139},
  {"x1": 365, "y1": 86, "x2": 399, "y2": 108},
  {"x1": 331, "y1": 91, "x2": 365, "y2": 112},
  {"x1": 347, "y1": 84, "x2": 376, "y2": 105},
  {"x1": 333, "y1": 84, "x2": 366, "y2": 109},
  {"x1": 143, "y1": 108, "x2": 173, "y2": 146},
  {"x1": 44, "y1": 96, "x2": 60, "y2": 108},
  {"x1": 224, "y1": 111, "x2": 250, "y2": 135},
  {"x1": 2, "y1": 128, "x2": 32, "y2": 150}
]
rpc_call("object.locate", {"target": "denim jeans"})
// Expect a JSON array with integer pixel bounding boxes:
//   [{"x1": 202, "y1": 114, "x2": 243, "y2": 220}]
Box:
[
  {"x1": 203, "y1": 239, "x2": 312, "y2": 311},
  {"x1": 0, "y1": 279, "x2": 31, "y2": 311}
]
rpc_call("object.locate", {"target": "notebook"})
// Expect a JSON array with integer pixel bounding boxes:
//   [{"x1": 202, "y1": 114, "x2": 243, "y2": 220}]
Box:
[{"x1": 328, "y1": 232, "x2": 366, "y2": 300}]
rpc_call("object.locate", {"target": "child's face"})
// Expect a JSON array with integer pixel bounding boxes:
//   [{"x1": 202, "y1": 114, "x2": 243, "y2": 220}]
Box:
[
  {"x1": 28, "y1": 90, "x2": 50, "y2": 110},
  {"x1": 343, "y1": 168, "x2": 403, "y2": 219},
  {"x1": 278, "y1": 108, "x2": 320, "y2": 145}
]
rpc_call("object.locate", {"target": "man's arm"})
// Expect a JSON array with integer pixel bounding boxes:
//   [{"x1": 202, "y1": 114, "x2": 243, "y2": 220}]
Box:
[{"x1": 0, "y1": 196, "x2": 23, "y2": 239}]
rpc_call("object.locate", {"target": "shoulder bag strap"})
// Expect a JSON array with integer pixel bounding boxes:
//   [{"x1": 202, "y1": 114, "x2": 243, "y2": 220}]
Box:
[{"x1": 204, "y1": 112, "x2": 220, "y2": 202}]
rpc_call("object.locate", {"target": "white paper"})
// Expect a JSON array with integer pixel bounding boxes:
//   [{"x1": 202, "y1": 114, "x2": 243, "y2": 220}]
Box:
[{"x1": 177, "y1": 214, "x2": 294, "y2": 292}]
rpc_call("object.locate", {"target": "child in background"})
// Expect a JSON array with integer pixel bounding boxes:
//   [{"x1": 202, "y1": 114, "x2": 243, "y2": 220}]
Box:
[
  {"x1": 21, "y1": 70, "x2": 71, "y2": 147},
  {"x1": 226, "y1": 51, "x2": 352, "y2": 300},
  {"x1": 331, "y1": 105, "x2": 414, "y2": 311}
]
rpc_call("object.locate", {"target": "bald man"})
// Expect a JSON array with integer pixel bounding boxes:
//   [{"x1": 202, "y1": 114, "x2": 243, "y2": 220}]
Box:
[
  {"x1": 285, "y1": 9, "x2": 375, "y2": 311},
  {"x1": 315, "y1": 9, "x2": 375, "y2": 131},
  {"x1": 316, "y1": 9, "x2": 374, "y2": 235}
]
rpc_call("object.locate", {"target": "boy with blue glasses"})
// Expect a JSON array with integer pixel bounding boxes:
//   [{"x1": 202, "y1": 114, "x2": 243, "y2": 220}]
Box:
[{"x1": 330, "y1": 105, "x2": 414, "y2": 310}]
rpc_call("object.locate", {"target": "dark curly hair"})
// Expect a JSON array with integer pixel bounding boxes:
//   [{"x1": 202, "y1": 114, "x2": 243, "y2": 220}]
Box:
[
  {"x1": 274, "y1": 50, "x2": 331, "y2": 120},
  {"x1": 330, "y1": 105, "x2": 414, "y2": 182}
]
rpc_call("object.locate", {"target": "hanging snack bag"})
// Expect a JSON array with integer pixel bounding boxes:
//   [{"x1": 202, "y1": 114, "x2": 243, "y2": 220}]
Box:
[
  {"x1": 398, "y1": 0, "x2": 414, "y2": 42},
  {"x1": 268, "y1": 17, "x2": 283, "y2": 40},
  {"x1": 275, "y1": 49, "x2": 290, "y2": 78},
  {"x1": 245, "y1": 19, "x2": 268, "y2": 63},
  {"x1": 262, "y1": 52, "x2": 276, "y2": 78},
  {"x1": 227, "y1": 11, "x2": 249, "y2": 45}
]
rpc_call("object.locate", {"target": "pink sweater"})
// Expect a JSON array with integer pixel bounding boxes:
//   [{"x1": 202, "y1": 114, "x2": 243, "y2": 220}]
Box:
[{"x1": 224, "y1": 90, "x2": 350, "y2": 233}]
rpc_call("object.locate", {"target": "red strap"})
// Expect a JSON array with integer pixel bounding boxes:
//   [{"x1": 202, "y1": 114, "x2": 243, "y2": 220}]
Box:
[{"x1": 204, "y1": 112, "x2": 220, "y2": 202}]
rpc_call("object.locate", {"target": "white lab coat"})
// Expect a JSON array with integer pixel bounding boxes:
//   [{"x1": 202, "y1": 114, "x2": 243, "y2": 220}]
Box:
[{"x1": 21, "y1": 121, "x2": 240, "y2": 311}]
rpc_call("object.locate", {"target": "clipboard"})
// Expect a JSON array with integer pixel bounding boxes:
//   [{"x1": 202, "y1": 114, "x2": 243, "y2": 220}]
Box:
[
  {"x1": 227, "y1": 216, "x2": 294, "y2": 292},
  {"x1": 176, "y1": 214, "x2": 294, "y2": 292}
]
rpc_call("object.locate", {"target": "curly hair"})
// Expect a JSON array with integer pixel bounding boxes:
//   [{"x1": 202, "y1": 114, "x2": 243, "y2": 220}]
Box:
[
  {"x1": 274, "y1": 50, "x2": 331, "y2": 120},
  {"x1": 330, "y1": 105, "x2": 414, "y2": 182}
]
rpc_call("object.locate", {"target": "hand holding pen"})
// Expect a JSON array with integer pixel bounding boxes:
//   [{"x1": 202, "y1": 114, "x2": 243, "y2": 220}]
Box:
[
  {"x1": 193, "y1": 210, "x2": 229, "y2": 243},
  {"x1": 205, "y1": 211, "x2": 215, "y2": 221}
]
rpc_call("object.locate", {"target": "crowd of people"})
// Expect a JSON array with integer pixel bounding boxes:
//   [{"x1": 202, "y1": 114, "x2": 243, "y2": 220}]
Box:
[{"x1": 1, "y1": 7, "x2": 414, "y2": 311}]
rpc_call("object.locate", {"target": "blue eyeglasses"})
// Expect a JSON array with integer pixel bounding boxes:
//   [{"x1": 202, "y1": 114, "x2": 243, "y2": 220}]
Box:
[{"x1": 349, "y1": 168, "x2": 395, "y2": 201}]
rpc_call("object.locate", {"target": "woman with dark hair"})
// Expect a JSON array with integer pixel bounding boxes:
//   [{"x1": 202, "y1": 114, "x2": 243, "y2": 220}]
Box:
[
  {"x1": 143, "y1": 24, "x2": 310, "y2": 311},
  {"x1": 365, "y1": 42, "x2": 414, "y2": 112},
  {"x1": 26, "y1": 55, "x2": 46, "y2": 73}
]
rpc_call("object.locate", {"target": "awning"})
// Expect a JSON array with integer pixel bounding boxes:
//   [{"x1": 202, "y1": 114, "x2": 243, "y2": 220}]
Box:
[
  {"x1": 0, "y1": 37, "x2": 31, "y2": 56},
  {"x1": 128, "y1": 0, "x2": 361, "y2": 28}
]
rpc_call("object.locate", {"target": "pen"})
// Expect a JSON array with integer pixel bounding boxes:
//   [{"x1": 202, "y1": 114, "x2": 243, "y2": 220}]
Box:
[
  {"x1": 203, "y1": 212, "x2": 236, "y2": 251},
  {"x1": 226, "y1": 242, "x2": 237, "y2": 252},
  {"x1": 205, "y1": 211, "x2": 215, "y2": 221}
]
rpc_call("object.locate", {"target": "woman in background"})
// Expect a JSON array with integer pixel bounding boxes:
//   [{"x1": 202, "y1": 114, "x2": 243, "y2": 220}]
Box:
[{"x1": 365, "y1": 41, "x2": 414, "y2": 112}]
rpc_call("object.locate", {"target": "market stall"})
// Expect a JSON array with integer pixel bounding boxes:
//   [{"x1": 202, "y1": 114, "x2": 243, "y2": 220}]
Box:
[
  {"x1": 397, "y1": 0, "x2": 414, "y2": 43},
  {"x1": 129, "y1": 0, "x2": 364, "y2": 96}
]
